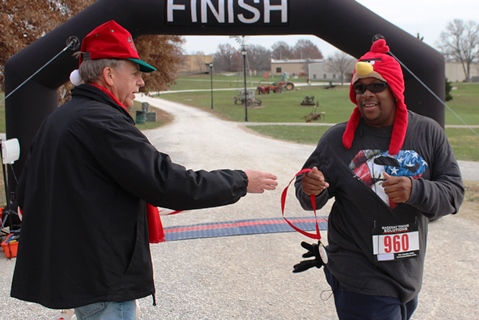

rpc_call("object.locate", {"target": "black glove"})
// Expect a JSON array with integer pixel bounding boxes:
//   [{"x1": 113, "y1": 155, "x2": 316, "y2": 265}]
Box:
[{"x1": 292, "y1": 241, "x2": 325, "y2": 273}]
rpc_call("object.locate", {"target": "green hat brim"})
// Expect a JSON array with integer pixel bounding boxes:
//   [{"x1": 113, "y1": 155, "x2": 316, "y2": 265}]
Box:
[{"x1": 129, "y1": 58, "x2": 156, "y2": 73}]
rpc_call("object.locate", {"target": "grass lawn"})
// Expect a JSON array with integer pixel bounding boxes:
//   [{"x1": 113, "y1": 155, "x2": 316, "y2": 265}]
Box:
[{"x1": 158, "y1": 76, "x2": 479, "y2": 161}]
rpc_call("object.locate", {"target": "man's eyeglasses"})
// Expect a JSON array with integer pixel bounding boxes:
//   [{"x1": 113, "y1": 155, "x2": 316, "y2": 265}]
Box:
[{"x1": 353, "y1": 82, "x2": 388, "y2": 94}]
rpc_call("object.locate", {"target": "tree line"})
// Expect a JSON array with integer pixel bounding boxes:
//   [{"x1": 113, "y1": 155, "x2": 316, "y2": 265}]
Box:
[{"x1": 186, "y1": 39, "x2": 324, "y2": 75}]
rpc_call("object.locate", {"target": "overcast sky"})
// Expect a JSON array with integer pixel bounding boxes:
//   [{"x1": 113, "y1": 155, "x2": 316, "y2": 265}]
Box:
[{"x1": 181, "y1": 0, "x2": 479, "y2": 58}]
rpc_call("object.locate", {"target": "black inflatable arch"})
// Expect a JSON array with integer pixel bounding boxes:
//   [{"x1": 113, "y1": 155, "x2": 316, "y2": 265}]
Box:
[{"x1": 5, "y1": 0, "x2": 445, "y2": 186}]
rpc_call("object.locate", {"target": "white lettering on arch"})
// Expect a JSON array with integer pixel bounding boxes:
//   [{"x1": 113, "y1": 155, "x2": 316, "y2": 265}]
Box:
[
  {"x1": 167, "y1": 0, "x2": 186, "y2": 22},
  {"x1": 166, "y1": 0, "x2": 289, "y2": 26},
  {"x1": 264, "y1": 0, "x2": 287, "y2": 23},
  {"x1": 238, "y1": 0, "x2": 261, "y2": 24},
  {"x1": 202, "y1": 0, "x2": 225, "y2": 23}
]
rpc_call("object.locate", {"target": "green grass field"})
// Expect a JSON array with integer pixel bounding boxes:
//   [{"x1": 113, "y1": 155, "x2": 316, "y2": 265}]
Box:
[
  {"x1": 157, "y1": 75, "x2": 479, "y2": 161},
  {"x1": 2, "y1": 76, "x2": 478, "y2": 158}
]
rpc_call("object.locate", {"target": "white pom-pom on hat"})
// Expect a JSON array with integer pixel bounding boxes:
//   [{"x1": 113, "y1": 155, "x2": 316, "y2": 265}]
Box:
[{"x1": 69, "y1": 69, "x2": 82, "y2": 86}]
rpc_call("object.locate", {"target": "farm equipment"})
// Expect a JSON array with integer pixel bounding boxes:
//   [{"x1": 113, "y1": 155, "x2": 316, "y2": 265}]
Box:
[
  {"x1": 256, "y1": 81, "x2": 295, "y2": 94},
  {"x1": 278, "y1": 81, "x2": 295, "y2": 90},
  {"x1": 256, "y1": 83, "x2": 283, "y2": 94},
  {"x1": 234, "y1": 90, "x2": 262, "y2": 107},
  {"x1": 325, "y1": 81, "x2": 336, "y2": 89},
  {"x1": 256, "y1": 85, "x2": 271, "y2": 94},
  {"x1": 300, "y1": 96, "x2": 317, "y2": 106},
  {"x1": 303, "y1": 105, "x2": 326, "y2": 122}
]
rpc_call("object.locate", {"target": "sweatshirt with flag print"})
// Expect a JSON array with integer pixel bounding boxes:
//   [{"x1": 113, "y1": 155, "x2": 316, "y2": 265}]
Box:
[{"x1": 295, "y1": 111, "x2": 464, "y2": 303}]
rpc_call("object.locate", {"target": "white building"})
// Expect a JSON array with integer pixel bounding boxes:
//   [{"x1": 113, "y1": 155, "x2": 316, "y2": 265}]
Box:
[
  {"x1": 271, "y1": 59, "x2": 478, "y2": 83},
  {"x1": 445, "y1": 61, "x2": 479, "y2": 82},
  {"x1": 308, "y1": 61, "x2": 353, "y2": 82},
  {"x1": 270, "y1": 59, "x2": 322, "y2": 78}
]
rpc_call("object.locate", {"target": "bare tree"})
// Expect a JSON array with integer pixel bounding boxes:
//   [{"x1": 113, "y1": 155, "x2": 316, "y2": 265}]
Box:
[
  {"x1": 245, "y1": 44, "x2": 271, "y2": 72},
  {"x1": 437, "y1": 19, "x2": 479, "y2": 82},
  {"x1": 292, "y1": 39, "x2": 323, "y2": 59},
  {"x1": 271, "y1": 41, "x2": 293, "y2": 60},
  {"x1": 212, "y1": 43, "x2": 240, "y2": 72},
  {"x1": 325, "y1": 51, "x2": 356, "y2": 85}
]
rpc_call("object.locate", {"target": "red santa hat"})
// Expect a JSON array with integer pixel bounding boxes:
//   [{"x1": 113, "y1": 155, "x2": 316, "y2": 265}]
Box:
[{"x1": 342, "y1": 39, "x2": 408, "y2": 155}]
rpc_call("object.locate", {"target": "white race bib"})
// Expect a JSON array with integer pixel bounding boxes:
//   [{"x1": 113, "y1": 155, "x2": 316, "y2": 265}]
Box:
[{"x1": 372, "y1": 222, "x2": 420, "y2": 261}]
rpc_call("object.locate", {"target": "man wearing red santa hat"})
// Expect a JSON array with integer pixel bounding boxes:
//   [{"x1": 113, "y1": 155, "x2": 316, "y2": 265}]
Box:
[{"x1": 11, "y1": 20, "x2": 277, "y2": 319}]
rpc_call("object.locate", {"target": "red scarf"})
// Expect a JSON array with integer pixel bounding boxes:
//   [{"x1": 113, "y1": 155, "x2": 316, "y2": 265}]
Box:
[
  {"x1": 89, "y1": 83, "x2": 165, "y2": 243},
  {"x1": 146, "y1": 203, "x2": 165, "y2": 243}
]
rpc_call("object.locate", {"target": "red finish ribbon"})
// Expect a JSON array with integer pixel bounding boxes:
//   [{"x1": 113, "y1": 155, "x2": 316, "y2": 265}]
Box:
[{"x1": 281, "y1": 168, "x2": 322, "y2": 240}]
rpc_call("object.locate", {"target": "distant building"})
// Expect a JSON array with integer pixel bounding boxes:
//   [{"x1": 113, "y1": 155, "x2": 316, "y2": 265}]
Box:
[
  {"x1": 270, "y1": 59, "x2": 322, "y2": 78},
  {"x1": 270, "y1": 59, "x2": 353, "y2": 82},
  {"x1": 445, "y1": 62, "x2": 479, "y2": 82},
  {"x1": 178, "y1": 55, "x2": 477, "y2": 83},
  {"x1": 177, "y1": 54, "x2": 213, "y2": 75},
  {"x1": 308, "y1": 61, "x2": 354, "y2": 83}
]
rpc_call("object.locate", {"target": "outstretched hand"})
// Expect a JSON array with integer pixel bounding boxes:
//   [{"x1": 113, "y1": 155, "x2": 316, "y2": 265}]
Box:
[
  {"x1": 244, "y1": 170, "x2": 278, "y2": 193},
  {"x1": 292, "y1": 241, "x2": 325, "y2": 273}
]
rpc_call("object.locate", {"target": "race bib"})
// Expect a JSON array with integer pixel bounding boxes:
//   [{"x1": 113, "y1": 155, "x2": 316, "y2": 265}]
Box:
[{"x1": 372, "y1": 222, "x2": 419, "y2": 261}]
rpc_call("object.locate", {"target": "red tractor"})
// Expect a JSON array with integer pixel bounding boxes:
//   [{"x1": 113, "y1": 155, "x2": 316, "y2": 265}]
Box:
[
  {"x1": 278, "y1": 81, "x2": 295, "y2": 91},
  {"x1": 256, "y1": 86, "x2": 270, "y2": 94},
  {"x1": 256, "y1": 83, "x2": 284, "y2": 94}
]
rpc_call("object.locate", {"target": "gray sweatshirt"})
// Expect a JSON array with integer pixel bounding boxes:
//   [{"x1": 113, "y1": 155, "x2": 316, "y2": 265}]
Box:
[{"x1": 295, "y1": 111, "x2": 464, "y2": 303}]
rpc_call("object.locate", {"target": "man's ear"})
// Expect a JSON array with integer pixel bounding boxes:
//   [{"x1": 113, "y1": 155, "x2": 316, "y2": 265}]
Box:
[{"x1": 102, "y1": 66, "x2": 115, "y2": 86}]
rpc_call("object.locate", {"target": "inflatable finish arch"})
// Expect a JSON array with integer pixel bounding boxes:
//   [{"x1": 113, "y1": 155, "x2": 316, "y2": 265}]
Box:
[{"x1": 5, "y1": 0, "x2": 445, "y2": 187}]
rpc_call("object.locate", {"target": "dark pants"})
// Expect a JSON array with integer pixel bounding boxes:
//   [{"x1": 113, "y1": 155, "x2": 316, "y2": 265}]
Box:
[{"x1": 325, "y1": 268, "x2": 418, "y2": 320}]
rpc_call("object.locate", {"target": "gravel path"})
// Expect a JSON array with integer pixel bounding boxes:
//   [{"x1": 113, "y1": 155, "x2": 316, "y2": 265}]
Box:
[{"x1": 0, "y1": 97, "x2": 478, "y2": 320}]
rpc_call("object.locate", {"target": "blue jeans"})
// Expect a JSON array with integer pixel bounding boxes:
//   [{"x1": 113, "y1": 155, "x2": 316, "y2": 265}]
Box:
[
  {"x1": 74, "y1": 300, "x2": 137, "y2": 320},
  {"x1": 325, "y1": 268, "x2": 418, "y2": 320}
]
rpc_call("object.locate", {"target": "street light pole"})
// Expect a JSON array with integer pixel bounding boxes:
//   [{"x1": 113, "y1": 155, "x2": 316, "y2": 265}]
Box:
[
  {"x1": 209, "y1": 63, "x2": 213, "y2": 109},
  {"x1": 242, "y1": 45, "x2": 248, "y2": 122}
]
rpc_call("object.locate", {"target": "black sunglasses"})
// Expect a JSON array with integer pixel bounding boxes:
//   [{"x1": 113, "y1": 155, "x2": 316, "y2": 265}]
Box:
[{"x1": 353, "y1": 82, "x2": 388, "y2": 94}]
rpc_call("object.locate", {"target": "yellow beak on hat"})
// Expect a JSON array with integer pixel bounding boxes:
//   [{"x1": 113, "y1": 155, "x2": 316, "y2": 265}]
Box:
[
  {"x1": 352, "y1": 61, "x2": 387, "y2": 84},
  {"x1": 356, "y1": 61, "x2": 374, "y2": 77}
]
